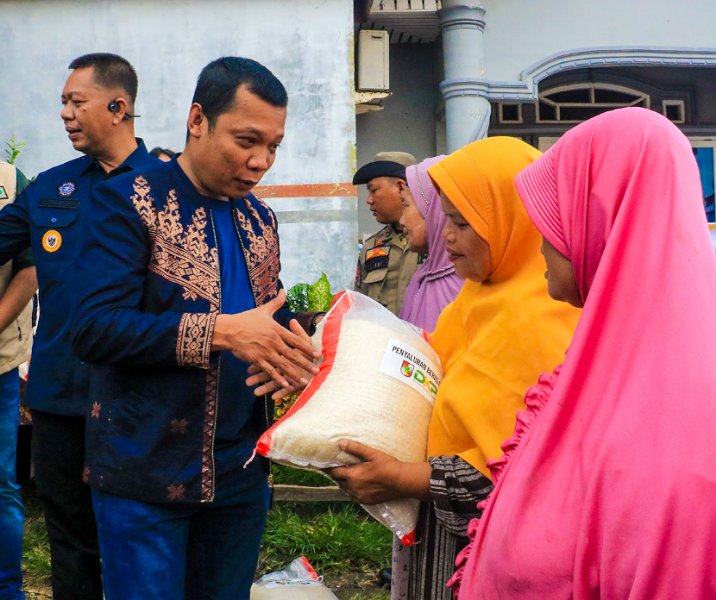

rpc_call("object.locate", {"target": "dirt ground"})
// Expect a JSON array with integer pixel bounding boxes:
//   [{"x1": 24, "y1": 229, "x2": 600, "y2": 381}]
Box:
[{"x1": 325, "y1": 569, "x2": 389, "y2": 599}]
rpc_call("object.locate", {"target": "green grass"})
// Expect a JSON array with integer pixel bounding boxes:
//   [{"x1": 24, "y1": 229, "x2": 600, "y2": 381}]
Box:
[
  {"x1": 21, "y1": 468, "x2": 392, "y2": 599},
  {"x1": 271, "y1": 463, "x2": 335, "y2": 487},
  {"x1": 259, "y1": 502, "x2": 391, "y2": 574},
  {"x1": 21, "y1": 490, "x2": 51, "y2": 589},
  {"x1": 345, "y1": 592, "x2": 390, "y2": 600}
]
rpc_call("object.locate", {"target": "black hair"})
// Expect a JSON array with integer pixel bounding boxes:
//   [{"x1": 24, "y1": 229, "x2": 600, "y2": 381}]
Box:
[
  {"x1": 68, "y1": 53, "x2": 138, "y2": 104},
  {"x1": 149, "y1": 147, "x2": 175, "y2": 158},
  {"x1": 192, "y1": 57, "x2": 287, "y2": 129}
]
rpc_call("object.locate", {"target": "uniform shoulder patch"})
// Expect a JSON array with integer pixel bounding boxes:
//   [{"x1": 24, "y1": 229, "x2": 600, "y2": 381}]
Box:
[
  {"x1": 365, "y1": 254, "x2": 389, "y2": 271},
  {"x1": 366, "y1": 246, "x2": 390, "y2": 261}
]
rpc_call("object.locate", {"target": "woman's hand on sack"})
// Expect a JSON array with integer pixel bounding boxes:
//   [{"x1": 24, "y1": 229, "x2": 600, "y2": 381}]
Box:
[
  {"x1": 327, "y1": 439, "x2": 432, "y2": 504},
  {"x1": 213, "y1": 289, "x2": 320, "y2": 392}
]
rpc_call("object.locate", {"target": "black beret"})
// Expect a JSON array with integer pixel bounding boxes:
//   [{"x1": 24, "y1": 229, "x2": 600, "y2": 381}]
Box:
[{"x1": 352, "y1": 161, "x2": 408, "y2": 185}]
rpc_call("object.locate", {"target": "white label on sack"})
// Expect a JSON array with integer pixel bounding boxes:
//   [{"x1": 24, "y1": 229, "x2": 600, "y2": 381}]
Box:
[{"x1": 379, "y1": 338, "x2": 441, "y2": 405}]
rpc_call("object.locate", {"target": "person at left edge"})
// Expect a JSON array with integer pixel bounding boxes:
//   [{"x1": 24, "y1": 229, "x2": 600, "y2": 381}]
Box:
[
  {"x1": 0, "y1": 161, "x2": 36, "y2": 600},
  {"x1": 70, "y1": 56, "x2": 321, "y2": 600},
  {"x1": 0, "y1": 53, "x2": 159, "y2": 600}
]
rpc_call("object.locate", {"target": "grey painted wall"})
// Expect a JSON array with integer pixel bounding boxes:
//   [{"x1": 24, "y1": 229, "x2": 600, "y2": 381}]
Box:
[
  {"x1": 0, "y1": 0, "x2": 357, "y2": 291},
  {"x1": 355, "y1": 42, "x2": 440, "y2": 238}
]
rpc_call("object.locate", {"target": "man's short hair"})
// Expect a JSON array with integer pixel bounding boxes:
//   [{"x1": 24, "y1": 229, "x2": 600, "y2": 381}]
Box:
[
  {"x1": 192, "y1": 57, "x2": 288, "y2": 129},
  {"x1": 68, "y1": 53, "x2": 138, "y2": 104}
]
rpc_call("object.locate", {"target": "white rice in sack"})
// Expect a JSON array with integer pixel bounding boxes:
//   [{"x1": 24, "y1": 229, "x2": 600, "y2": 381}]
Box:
[{"x1": 256, "y1": 290, "x2": 443, "y2": 544}]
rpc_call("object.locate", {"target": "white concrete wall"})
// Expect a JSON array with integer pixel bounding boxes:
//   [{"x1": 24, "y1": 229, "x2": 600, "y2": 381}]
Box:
[
  {"x1": 480, "y1": 0, "x2": 716, "y2": 87},
  {"x1": 0, "y1": 0, "x2": 357, "y2": 291},
  {"x1": 356, "y1": 43, "x2": 439, "y2": 237}
]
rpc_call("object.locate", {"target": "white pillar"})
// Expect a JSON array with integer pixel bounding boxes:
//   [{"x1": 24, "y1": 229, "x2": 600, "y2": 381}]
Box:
[{"x1": 438, "y1": 1, "x2": 491, "y2": 152}]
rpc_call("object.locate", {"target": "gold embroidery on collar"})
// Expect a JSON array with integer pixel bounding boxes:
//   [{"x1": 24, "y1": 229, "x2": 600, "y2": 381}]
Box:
[
  {"x1": 131, "y1": 176, "x2": 220, "y2": 309},
  {"x1": 235, "y1": 197, "x2": 280, "y2": 305}
]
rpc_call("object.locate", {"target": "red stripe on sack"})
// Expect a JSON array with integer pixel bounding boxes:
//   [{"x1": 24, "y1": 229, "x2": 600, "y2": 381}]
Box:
[
  {"x1": 401, "y1": 531, "x2": 416, "y2": 546},
  {"x1": 299, "y1": 556, "x2": 319, "y2": 581},
  {"x1": 255, "y1": 290, "x2": 353, "y2": 457}
]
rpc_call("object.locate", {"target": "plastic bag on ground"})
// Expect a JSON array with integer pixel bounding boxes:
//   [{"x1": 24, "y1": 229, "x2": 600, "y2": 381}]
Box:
[
  {"x1": 256, "y1": 291, "x2": 443, "y2": 544},
  {"x1": 250, "y1": 556, "x2": 338, "y2": 599}
]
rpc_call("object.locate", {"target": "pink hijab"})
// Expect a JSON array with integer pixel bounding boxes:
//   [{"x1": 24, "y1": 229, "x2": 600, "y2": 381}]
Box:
[
  {"x1": 399, "y1": 156, "x2": 464, "y2": 331},
  {"x1": 455, "y1": 107, "x2": 716, "y2": 598}
]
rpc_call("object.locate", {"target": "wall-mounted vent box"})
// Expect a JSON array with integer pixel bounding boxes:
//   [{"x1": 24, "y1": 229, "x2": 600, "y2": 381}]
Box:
[{"x1": 357, "y1": 30, "x2": 389, "y2": 91}]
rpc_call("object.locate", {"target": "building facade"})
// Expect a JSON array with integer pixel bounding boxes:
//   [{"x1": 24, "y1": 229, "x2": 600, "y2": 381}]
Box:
[{"x1": 356, "y1": 0, "x2": 716, "y2": 234}]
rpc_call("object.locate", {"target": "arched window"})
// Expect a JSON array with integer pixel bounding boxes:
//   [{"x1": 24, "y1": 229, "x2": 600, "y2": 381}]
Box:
[{"x1": 537, "y1": 83, "x2": 650, "y2": 123}]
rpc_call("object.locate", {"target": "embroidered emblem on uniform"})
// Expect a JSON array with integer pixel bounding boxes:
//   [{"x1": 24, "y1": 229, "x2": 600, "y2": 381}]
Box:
[
  {"x1": 58, "y1": 182, "x2": 75, "y2": 197},
  {"x1": 42, "y1": 229, "x2": 62, "y2": 253},
  {"x1": 90, "y1": 402, "x2": 101, "y2": 419},
  {"x1": 366, "y1": 246, "x2": 389, "y2": 261},
  {"x1": 169, "y1": 418, "x2": 188, "y2": 435},
  {"x1": 167, "y1": 483, "x2": 186, "y2": 501},
  {"x1": 0, "y1": 186, "x2": 7, "y2": 200}
]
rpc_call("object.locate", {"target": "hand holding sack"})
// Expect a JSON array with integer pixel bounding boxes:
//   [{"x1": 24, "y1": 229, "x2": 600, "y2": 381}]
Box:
[{"x1": 255, "y1": 291, "x2": 443, "y2": 544}]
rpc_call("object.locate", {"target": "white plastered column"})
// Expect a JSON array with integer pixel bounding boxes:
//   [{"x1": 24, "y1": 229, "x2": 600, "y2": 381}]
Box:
[{"x1": 438, "y1": 0, "x2": 491, "y2": 152}]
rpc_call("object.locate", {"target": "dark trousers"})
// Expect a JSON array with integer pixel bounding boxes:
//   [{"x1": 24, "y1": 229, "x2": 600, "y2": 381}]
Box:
[{"x1": 30, "y1": 410, "x2": 102, "y2": 600}]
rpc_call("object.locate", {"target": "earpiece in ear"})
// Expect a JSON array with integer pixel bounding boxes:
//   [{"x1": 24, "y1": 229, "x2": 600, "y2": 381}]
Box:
[{"x1": 108, "y1": 99, "x2": 140, "y2": 120}]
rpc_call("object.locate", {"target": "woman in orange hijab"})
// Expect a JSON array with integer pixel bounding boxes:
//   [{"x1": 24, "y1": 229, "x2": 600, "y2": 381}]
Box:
[{"x1": 330, "y1": 137, "x2": 579, "y2": 600}]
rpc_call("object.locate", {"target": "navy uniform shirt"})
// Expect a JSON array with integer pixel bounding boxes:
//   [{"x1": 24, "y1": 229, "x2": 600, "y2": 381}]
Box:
[
  {"x1": 0, "y1": 140, "x2": 159, "y2": 415},
  {"x1": 354, "y1": 224, "x2": 422, "y2": 316}
]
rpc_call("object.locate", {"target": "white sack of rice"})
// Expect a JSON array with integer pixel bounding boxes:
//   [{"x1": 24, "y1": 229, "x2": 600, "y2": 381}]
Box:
[{"x1": 256, "y1": 291, "x2": 443, "y2": 544}]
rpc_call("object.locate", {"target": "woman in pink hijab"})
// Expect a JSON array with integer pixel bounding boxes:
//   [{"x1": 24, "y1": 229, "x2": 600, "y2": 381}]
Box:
[
  {"x1": 398, "y1": 155, "x2": 464, "y2": 331},
  {"x1": 452, "y1": 107, "x2": 716, "y2": 598}
]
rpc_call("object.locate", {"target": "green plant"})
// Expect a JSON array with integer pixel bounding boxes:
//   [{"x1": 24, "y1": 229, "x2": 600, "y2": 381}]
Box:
[
  {"x1": 286, "y1": 272, "x2": 334, "y2": 313},
  {"x1": 276, "y1": 272, "x2": 336, "y2": 419},
  {"x1": 4, "y1": 136, "x2": 26, "y2": 165}
]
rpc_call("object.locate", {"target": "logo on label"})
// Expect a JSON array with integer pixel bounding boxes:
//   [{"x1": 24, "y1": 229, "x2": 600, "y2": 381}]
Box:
[
  {"x1": 379, "y1": 338, "x2": 442, "y2": 405},
  {"x1": 0, "y1": 186, "x2": 7, "y2": 200},
  {"x1": 400, "y1": 360, "x2": 414, "y2": 378},
  {"x1": 42, "y1": 230, "x2": 62, "y2": 253},
  {"x1": 58, "y1": 182, "x2": 75, "y2": 197}
]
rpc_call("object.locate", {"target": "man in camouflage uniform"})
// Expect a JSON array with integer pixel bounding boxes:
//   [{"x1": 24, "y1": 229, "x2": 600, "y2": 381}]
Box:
[{"x1": 353, "y1": 151, "x2": 422, "y2": 316}]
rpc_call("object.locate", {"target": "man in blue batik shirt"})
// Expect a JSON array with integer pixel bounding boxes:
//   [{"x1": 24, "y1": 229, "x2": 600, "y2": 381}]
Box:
[
  {"x1": 71, "y1": 57, "x2": 321, "y2": 600},
  {"x1": 0, "y1": 53, "x2": 159, "y2": 600}
]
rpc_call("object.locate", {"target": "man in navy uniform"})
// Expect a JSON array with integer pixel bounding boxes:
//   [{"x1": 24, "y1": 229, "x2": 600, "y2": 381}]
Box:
[
  {"x1": 0, "y1": 53, "x2": 159, "y2": 600},
  {"x1": 353, "y1": 151, "x2": 422, "y2": 315}
]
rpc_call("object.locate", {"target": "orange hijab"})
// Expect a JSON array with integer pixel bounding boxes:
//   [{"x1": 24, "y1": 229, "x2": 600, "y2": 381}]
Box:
[{"x1": 426, "y1": 137, "x2": 579, "y2": 475}]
